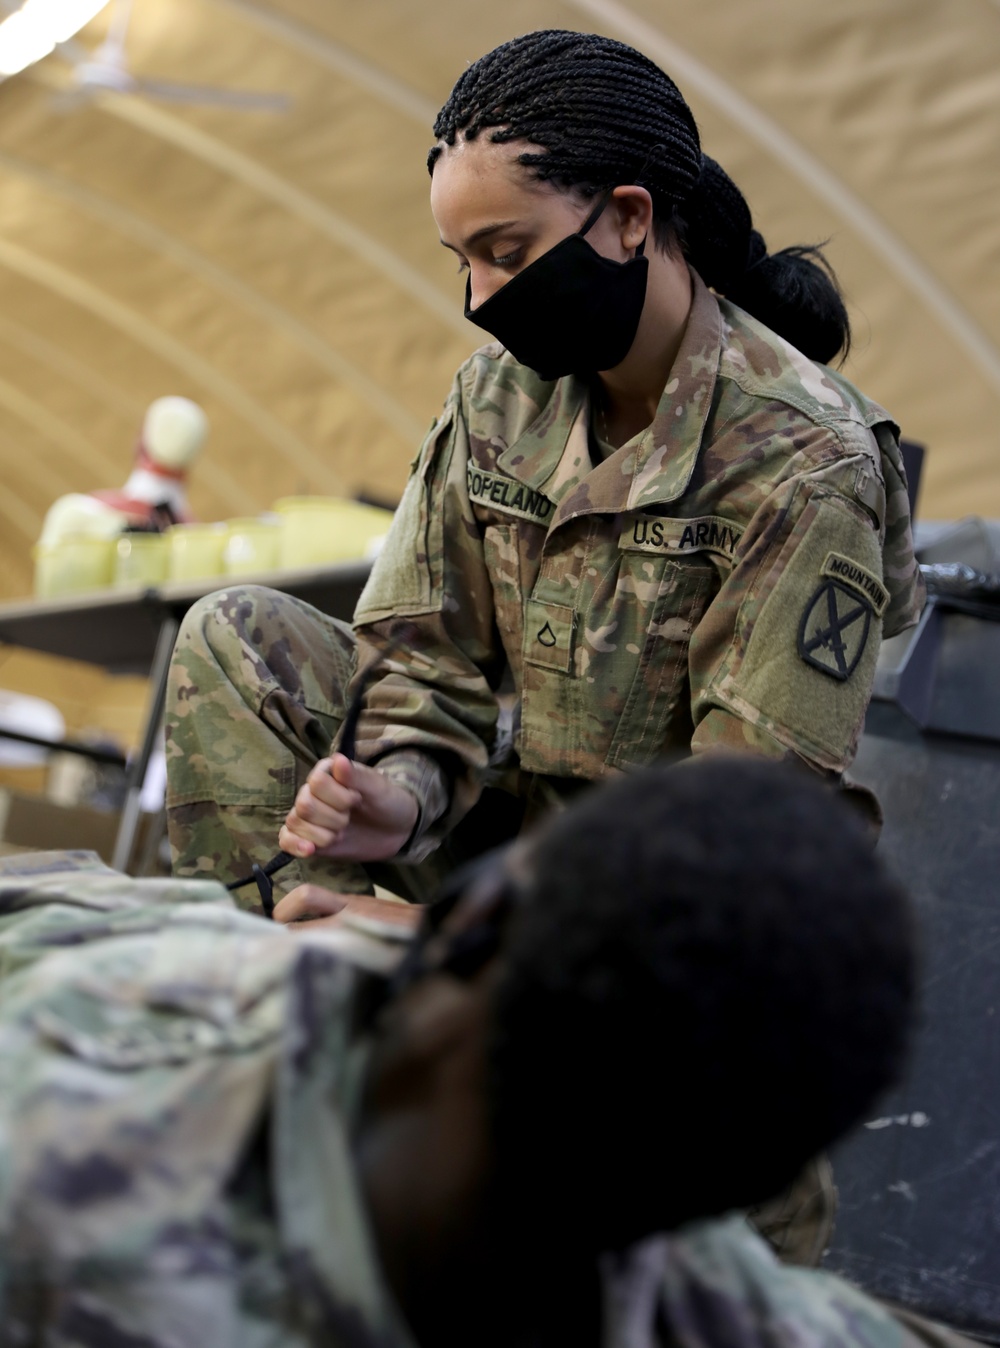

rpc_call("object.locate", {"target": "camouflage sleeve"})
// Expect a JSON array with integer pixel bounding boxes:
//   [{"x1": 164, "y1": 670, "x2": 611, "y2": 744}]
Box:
[
  {"x1": 872, "y1": 421, "x2": 925, "y2": 638},
  {"x1": 371, "y1": 748, "x2": 452, "y2": 862},
  {"x1": 688, "y1": 444, "x2": 909, "y2": 775},
  {"x1": 606, "y1": 1215, "x2": 967, "y2": 1348},
  {"x1": 346, "y1": 371, "x2": 505, "y2": 853}
]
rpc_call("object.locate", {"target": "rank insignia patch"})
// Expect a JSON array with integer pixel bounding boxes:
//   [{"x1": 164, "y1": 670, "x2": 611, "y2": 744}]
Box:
[{"x1": 797, "y1": 580, "x2": 872, "y2": 681}]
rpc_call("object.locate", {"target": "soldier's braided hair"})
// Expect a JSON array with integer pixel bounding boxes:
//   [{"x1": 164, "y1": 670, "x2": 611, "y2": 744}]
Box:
[{"x1": 430, "y1": 30, "x2": 850, "y2": 364}]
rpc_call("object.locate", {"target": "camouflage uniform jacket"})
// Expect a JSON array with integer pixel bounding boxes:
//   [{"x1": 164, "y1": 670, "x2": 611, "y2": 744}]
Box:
[
  {"x1": 0, "y1": 850, "x2": 414, "y2": 1348},
  {"x1": 355, "y1": 273, "x2": 922, "y2": 854}
]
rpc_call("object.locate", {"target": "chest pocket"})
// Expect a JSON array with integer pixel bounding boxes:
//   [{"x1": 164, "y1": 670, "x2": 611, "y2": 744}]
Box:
[{"x1": 518, "y1": 548, "x2": 716, "y2": 778}]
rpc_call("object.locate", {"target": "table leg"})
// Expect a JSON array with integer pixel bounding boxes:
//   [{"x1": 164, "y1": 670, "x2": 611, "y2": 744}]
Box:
[{"x1": 111, "y1": 614, "x2": 180, "y2": 874}]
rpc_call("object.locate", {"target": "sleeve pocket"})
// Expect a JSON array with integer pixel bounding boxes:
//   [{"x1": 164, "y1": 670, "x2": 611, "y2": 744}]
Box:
[{"x1": 355, "y1": 406, "x2": 455, "y2": 621}]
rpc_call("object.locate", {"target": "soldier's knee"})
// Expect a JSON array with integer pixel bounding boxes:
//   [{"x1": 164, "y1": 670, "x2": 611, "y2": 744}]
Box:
[
  {"x1": 179, "y1": 585, "x2": 285, "y2": 662},
  {"x1": 171, "y1": 587, "x2": 294, "y2": 704},
  {"x1": 170, "y1": 585, "x2": 353, "y2": 718}
]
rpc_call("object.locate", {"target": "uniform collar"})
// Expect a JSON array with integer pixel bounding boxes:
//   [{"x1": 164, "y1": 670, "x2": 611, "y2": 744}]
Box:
[
  {"x1": 625, "y1": 269, "x2": 721, "y2": 512},
  {"x1": 495, "y1": 271, "x2": 722, "y2": 523}
]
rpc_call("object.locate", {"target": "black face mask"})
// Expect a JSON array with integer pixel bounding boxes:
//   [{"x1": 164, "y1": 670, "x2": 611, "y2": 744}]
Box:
[{"x1": 463, "y1": 192, "x2": 649, "y2": 381}]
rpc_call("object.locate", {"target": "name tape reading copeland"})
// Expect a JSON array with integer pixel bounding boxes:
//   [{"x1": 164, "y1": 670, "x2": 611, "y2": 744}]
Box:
[
  {"x1": 621, "y1": 514, "x2": 744, "y2": 561},
  {"x1": 467, "y1": 465, "x2": 554, "y2": 524},
  {"x1": 820, "y1": 551, "x2": 888, "y2": 617}
]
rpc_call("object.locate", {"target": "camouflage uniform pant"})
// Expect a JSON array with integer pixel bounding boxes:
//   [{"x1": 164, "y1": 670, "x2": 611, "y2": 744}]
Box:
[
  {"x1": 165, "y1": 583, "x2": 836, "y2": 1265},
  {"x1": 165, "y1": 585, "x2": 368, "y2": 902},
  {"x1": 165, "y1": 584, "x2": 514, "y2": 909}
]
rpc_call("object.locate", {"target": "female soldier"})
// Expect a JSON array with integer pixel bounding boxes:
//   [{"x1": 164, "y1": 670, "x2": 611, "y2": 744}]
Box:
[{"x1": 166, "y1": 29, "x2": 921, "y2": 909}]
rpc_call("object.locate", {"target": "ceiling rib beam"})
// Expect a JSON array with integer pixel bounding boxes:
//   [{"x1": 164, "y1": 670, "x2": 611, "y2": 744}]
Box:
[
  {"x1": 205, "y1": 0, "x2": 436, "y2": 124},
  {"x1": 0, "y1": 424, "x2": 59, "y2": 538},
  {"x1": 0, "y1": 237, "x2": 334, "y2": 508},
  {"x1": 29, "y1": 66, "x2": 469, "y2": 339},
  {"x1": 0, "y1": 372, "x2": 120, "y2": 483},
  {"x1": 0, "y1": 312, "x2": 146, "y2": 420},
  {"x1": 0, "y1": 150, "x2": 425, "y2": 445},
  {"x1": 0, "y1": 487, "x2": 41, "y2": 544},
  {"x1": 564, "y1": 0, "x2": 1000, "y2": 397}
]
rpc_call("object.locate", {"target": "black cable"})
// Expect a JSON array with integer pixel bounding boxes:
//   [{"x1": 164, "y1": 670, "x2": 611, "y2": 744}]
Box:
[{"x1": 225, "y1": 636, "x2": 403, "y2": 916}]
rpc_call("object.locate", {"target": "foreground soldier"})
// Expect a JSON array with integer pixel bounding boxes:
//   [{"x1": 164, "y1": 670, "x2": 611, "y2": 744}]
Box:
[{"x1": 0, "y1": 759, "x2": 965, "y2": 1347}]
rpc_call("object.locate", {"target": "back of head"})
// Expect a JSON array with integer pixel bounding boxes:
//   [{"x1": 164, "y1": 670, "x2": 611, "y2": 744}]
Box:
[
  {"x1": 141, "y1": 395, "x2": 208, "y2": 470},
  {"x1": 431, "y1": 30, "x2": 850, "y2": 363},
  {"x1": 489, "y1": 756, "x2": 915, "y2": 1251}
]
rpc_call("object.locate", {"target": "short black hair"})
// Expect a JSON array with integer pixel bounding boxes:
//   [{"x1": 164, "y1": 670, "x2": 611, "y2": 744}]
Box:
[
  {"x1": 430, "y1": 30, "x2": 850, "y2": 364},
  {"x1": 488, "y1": 755, "x2": 916, "y2": 1252}
]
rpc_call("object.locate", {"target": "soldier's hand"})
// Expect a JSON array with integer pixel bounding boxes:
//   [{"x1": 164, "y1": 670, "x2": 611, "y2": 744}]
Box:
[
  {"x1": 273, "y1": 883, "x2": 422, "y2": 932},
  {"x1": 278, "y1": 753, "x2": 419, "y2": 862},
  {"x1": 273, "y1": 884, "x2": 351, "y2": 925}
]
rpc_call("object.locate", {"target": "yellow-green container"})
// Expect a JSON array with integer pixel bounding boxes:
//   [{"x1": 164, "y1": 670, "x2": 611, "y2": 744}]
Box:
[
  {"x1": 273, "y1": 497, "x2": 393, "y2": 569},
  {"x1": 113, "y1": 533, "x2": 169, "y2": 588},
  {"x1": 33, "y1": 538, "x2": 116, "y2": 598},
  {"x1": 167, "y1": 523, "x2": 227, "y2": 582},
  {"x1": 222, "y1": 518, "x2": 281, "y2": 576}
]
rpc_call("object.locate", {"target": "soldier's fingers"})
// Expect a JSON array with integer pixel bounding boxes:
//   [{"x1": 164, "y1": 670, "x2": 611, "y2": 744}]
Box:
[
  {"x1": 279, "y1": 816, "x2": 338, "y2": 853},
  {"x1": 292, "y1": 781, "x2": 353, "y2": 833},
  {"x1": 273, "y1": 884, "x2": 351, "y2": 924},
  {"x1": 277, "y1": 824, "x2": 314, "y2": 857},
  {"x1": 306, "y1": 758, "x2": 362, "y2": 811},
  {"x1": 282, "y1": 914, "x2": 344, "y2": 932}
]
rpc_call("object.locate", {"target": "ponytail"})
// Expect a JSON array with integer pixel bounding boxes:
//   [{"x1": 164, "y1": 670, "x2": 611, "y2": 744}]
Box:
[{"x1": 676, "y1": 157, "x2": 851, "y2": 364}]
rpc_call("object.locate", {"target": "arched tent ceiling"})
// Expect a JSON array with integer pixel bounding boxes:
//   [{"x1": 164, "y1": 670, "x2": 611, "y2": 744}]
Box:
[{"x1": 0, "y1": 0, "x2": 998, "y2": 603}]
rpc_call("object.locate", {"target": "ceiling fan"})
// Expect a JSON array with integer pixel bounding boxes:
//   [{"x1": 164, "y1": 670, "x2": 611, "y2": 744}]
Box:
[{"x1": 53, "y1": 0, "x2": 291, "y2": 110}]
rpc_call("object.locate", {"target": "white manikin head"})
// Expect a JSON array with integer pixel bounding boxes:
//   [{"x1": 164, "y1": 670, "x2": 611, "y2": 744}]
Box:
[{"x1": 141, "y1": 397, "x2": 208, "y2": 472}]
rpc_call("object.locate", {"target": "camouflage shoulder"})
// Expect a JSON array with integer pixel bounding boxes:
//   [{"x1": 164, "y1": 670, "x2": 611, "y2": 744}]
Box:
[
  {"x1": 406, "y1": 338, "x2": 551, "y2": 467},
  {"x1": 0, "y1": 909, "x2": 411, "y2": 1346},
  {"x1": 651, "y1": 1216, "x2": 930, "y2": 1348},
  {"x1": 717, "y1": 300, "x2": 897, "y2": 439},
  {"x1": 455, "y1": 342, "x2": 581, "y2": 456},
  {"x1": 0, "y1": 848, "x2": 232, "y2": 915}
]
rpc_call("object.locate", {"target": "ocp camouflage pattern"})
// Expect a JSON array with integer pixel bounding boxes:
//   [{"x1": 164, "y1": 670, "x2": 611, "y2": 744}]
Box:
[
  {"x1": 605, "y1": 1214, "x2": 972, "y2": 1348},
  {"x1": 351, "y1": 271, "x2": 922, "y2": 844},
  {"x1": 165, "y1": 584, "x2": 378, "y2": 897},
  {"x1": 0, "y1": 849, "x2": 414, "y2": 1348}
]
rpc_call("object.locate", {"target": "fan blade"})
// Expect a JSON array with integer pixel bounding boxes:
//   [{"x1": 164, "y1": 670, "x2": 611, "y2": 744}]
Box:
[
  {"x1": 102, "y1": 0, "x2": 132, "y2": 62},
  {"x1": 54, "y1": 35, "x2": 90, "y2": 63},
  {"x1": 132, "y1": 77, "x2": 290, "y2": 110},
  {"x1": 50, "y1": 87, "x2": 93, "y2": 112}
]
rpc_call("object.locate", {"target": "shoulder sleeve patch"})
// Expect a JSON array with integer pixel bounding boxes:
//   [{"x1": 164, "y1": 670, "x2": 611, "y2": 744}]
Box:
[
  {"x1": 712, "y1": 493, "x2": 885, "y2": 769},
  {"x1": 798, "y1": 580, "x2": 873, "y2": 681}
]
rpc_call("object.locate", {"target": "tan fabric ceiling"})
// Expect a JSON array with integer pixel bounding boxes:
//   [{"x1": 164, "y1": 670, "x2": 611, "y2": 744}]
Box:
[{"x1": 0, "y1": 0, "x2": 998, "y2": 603}]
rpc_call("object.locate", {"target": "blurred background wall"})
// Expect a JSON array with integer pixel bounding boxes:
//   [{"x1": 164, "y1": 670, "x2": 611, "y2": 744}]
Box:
[{"x1": 0, "y1": 0, "x2": 998, "y2": 752}]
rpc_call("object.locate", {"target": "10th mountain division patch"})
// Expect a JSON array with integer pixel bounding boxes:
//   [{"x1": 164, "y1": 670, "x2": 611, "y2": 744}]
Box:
[{"x1": 798, "y1": 580, "x2": 873, "y2": 681}]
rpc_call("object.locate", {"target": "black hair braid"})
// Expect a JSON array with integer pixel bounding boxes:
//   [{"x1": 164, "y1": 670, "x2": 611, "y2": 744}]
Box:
[
  {"x1": 431, "y1": 31, "x2": 703, "y2": 208},
  {"x1": 683, "y1": 157, "x2": 851, "y2": 363},
  {"x1": 430, "y1": 29, "x2": 852, "y2": 364}
]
